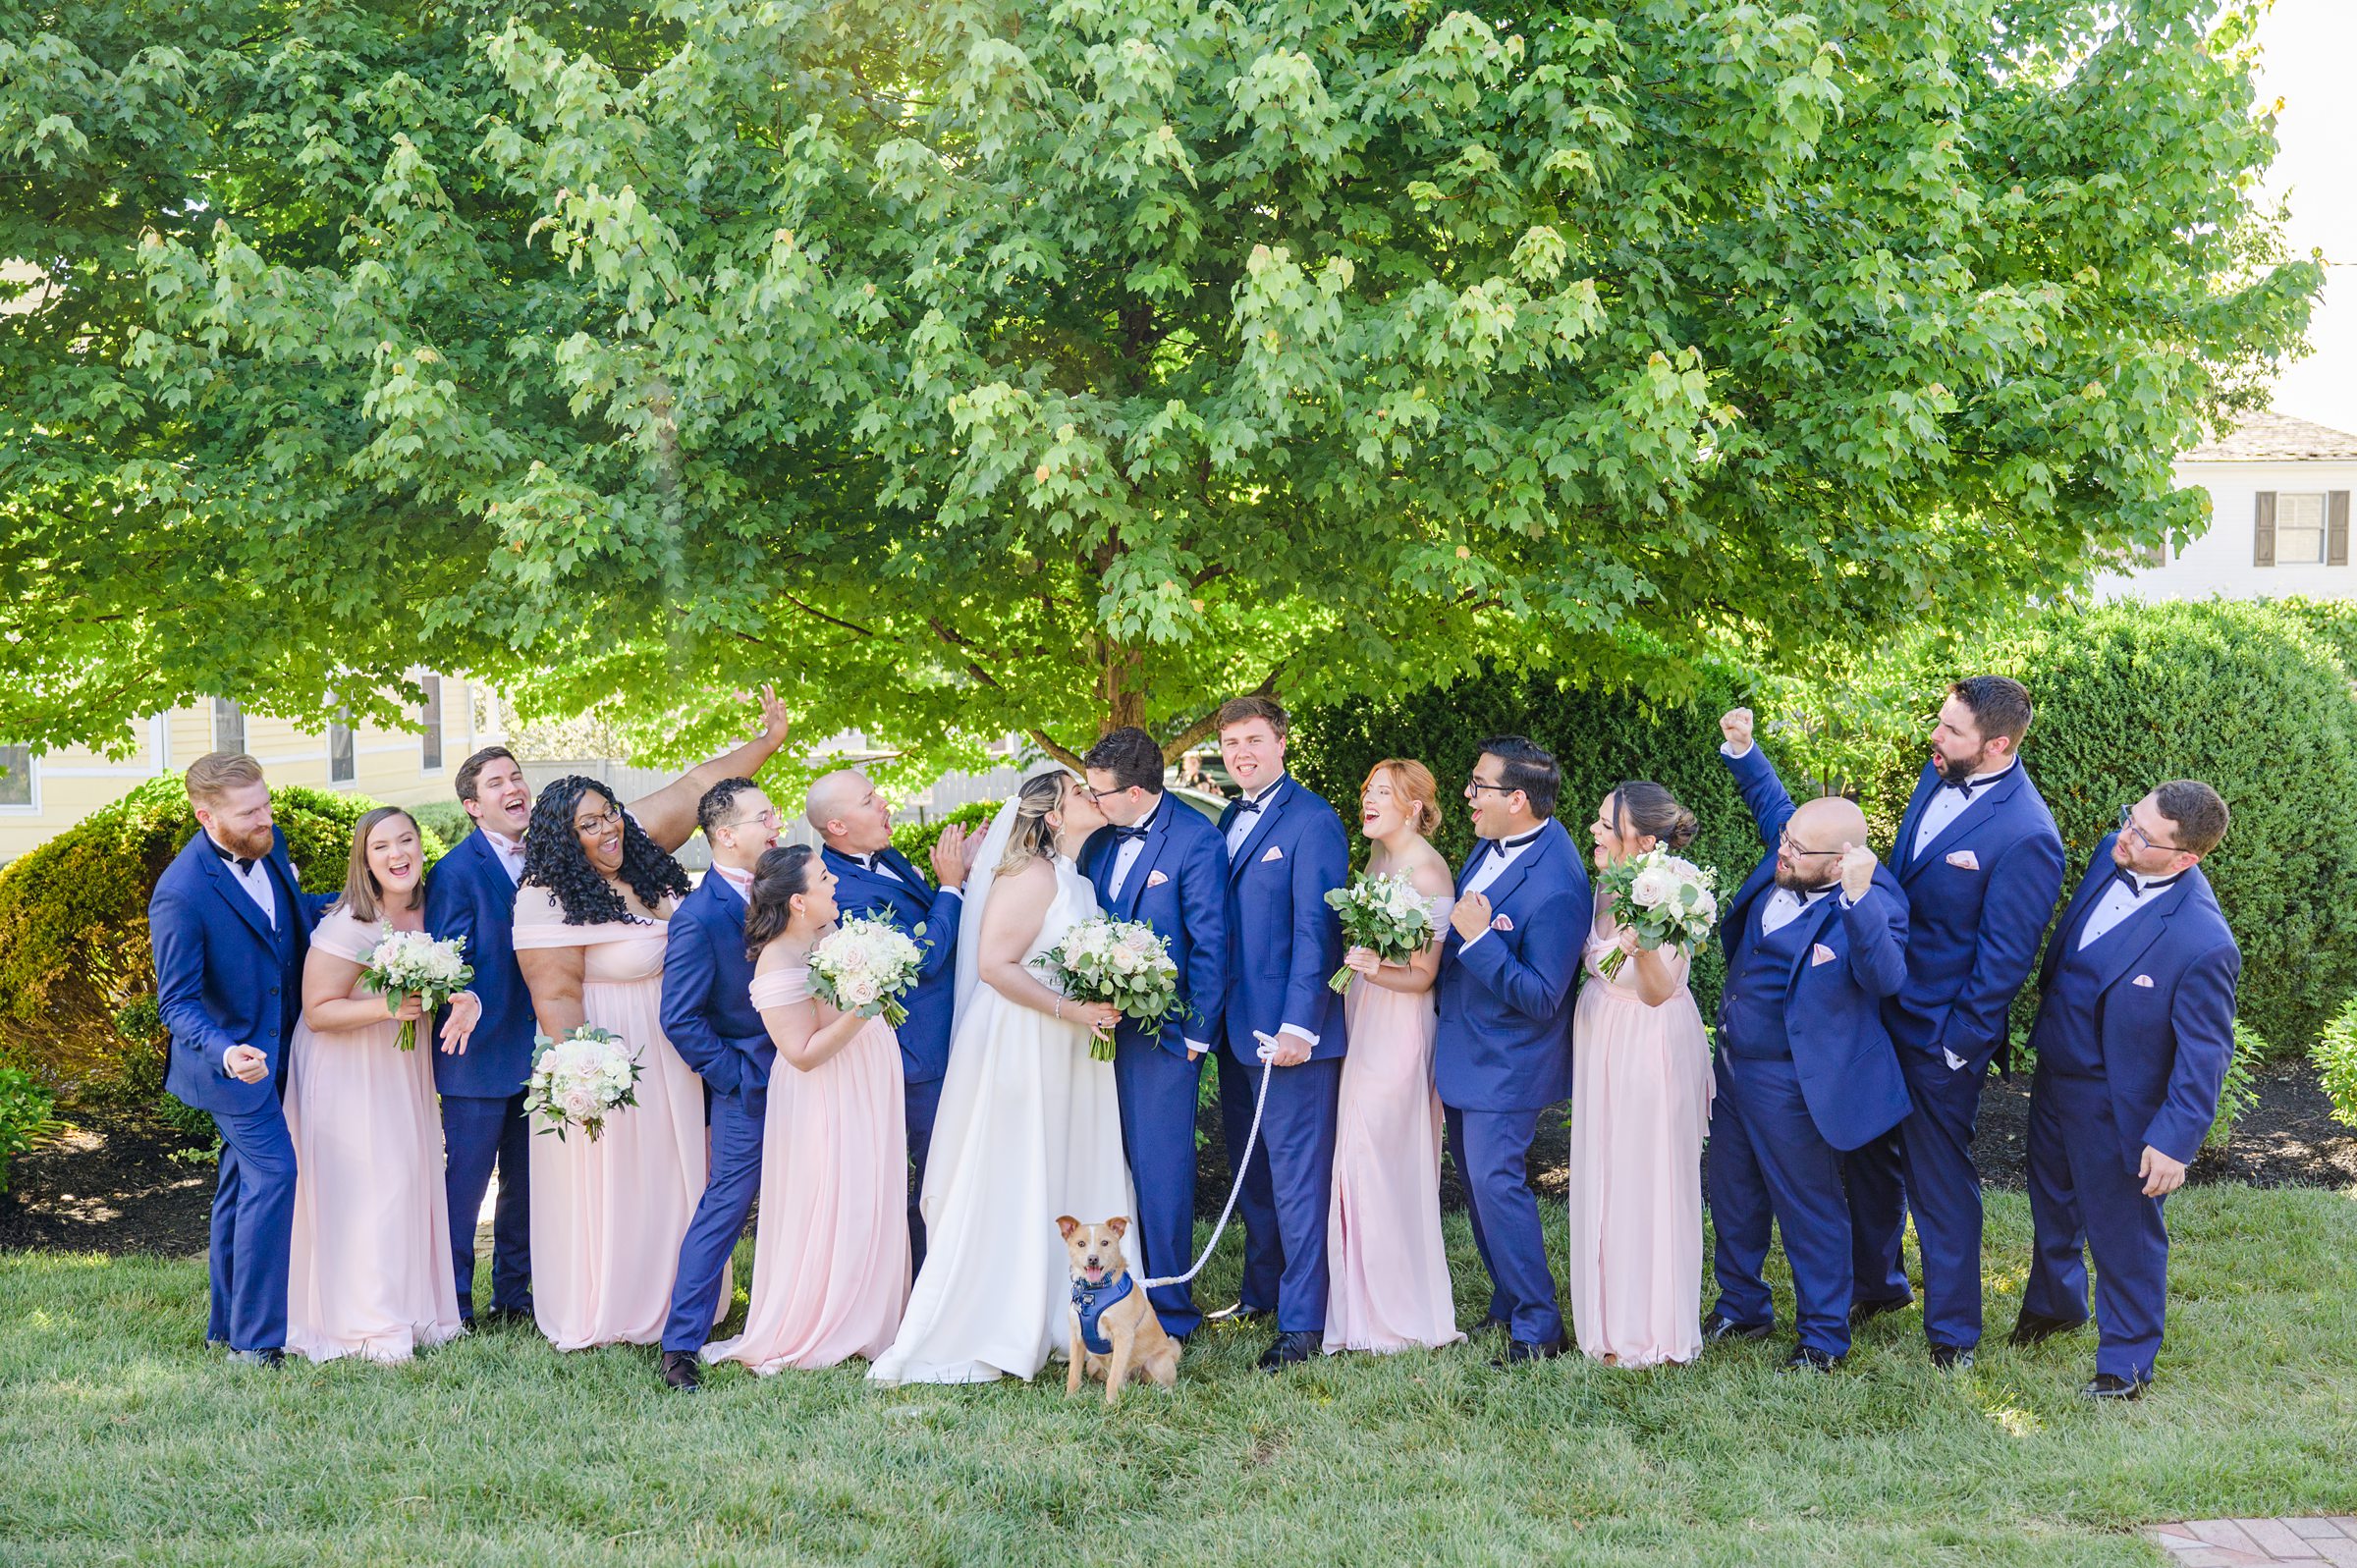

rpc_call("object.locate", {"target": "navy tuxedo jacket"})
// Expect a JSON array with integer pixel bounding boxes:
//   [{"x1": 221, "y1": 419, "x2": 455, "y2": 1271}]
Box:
[
  {"x1": 1718, "y1": 743, "x2": 1914, "y2": 1152},
  {"x1": 1434, "y1": 816, "x2": 1590, "y2": 1112},
  {"x1": 424, "y1": 828, "x2": 538, "y2": 1100},
  {"x1": 1078, "y1": 791, "x2": 1229, "y2": 1056},
  {"x1": 150, "y1": 827, "x2": 331, "y2": 1115},
  {"x1": 1886, "y1": 758, "x2": 2066, "y2": 1069},
  {"x1": 660, "y1": 873, "x2": 774, "y2": 1100},
  {"x1": 2031, "y1": 837, "x2": 2241, "y2": 1171},
  {"x1": 1216, "y1": 776, "x2": 1349, "y2": 1064},
  {"x1": 821, "y1": 845, "x2": 961, "y2": 1084}
]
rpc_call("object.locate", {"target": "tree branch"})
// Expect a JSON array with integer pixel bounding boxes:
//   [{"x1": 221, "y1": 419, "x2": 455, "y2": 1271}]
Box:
[
  {"x1": 1028, "y1": 727, "x2": 1083, "y2": 771},
  {"x1": 1159, "y1": 662, "x2": 1284, "y2": 763}
]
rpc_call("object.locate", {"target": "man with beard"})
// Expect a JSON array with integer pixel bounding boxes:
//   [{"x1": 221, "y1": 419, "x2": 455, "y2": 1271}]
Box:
[
  {"x1": 1703, "y1": 711, "x2": 1912, "y2": 1372},
  {"x1": 1840, "y1": 677, "x2": 2065, "y2": 1370},
  {"x1": 149, "y1": 753, "x2": 337, "y2": 1366}
]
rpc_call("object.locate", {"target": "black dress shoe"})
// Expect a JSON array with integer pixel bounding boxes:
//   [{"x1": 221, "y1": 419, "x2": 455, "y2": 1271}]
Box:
[
  {"x1": 1210, "y1": 1302, "x2": 1274, "y2": 1327},
  {"x1": 1478, "y1": 1313, "x2": 1513, "y2": 1334},
  {"x1": 482, "y1": 1305, "x2": 537, "y2": 1330},
  {"x1": 1491, "y1": 1333, "x2": 1570, "y2": 1368},
  {"x1": 1702, "y1": 1314, "x2": 1774, "y2": 1344},
  {"x1": 2008, "y1": 1310, "x2": 2085, "y2": 1348},
  {"x1": 661, "y1": 1350, "x2": 702, "y2": 1391},
  {"x1": 1849, "y1": 1294, "x2": 1913, "y2": 1326},
  {"x1": 1779, "y1": 1346, "x2": 1841, "y2": 1374},
  {"x1": 1929, "y1": 1343, "x2": 1975, "y2": 1372},
  {"x1": 2080, "y1": 1372, "x2": 2147, "y2": 1401},
  {"x1": 227, "y1": 1347, "x2": 285, "y2": 1369},
  {"x1": 1256, "y1": 1329, "x2": 1319, "y2": 1371}
]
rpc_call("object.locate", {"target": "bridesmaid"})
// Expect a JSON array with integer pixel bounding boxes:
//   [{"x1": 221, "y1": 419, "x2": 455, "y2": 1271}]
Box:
[
  {"x1": 286, "y1": 807, "x2": 476, "y2": 1364},
  {"x1": 1324, "y1": 760, "x2": 1464, "y2": 1353},
  {"x1": 511, "y1": 776, "x2": 718, "y2": 1351},
  {"x1": 704, "y1": 846, "x2": 908, "y2": 1373},
  {"x1": 1567, "y1": 782, "x2": 1713, "y2": 1368}
]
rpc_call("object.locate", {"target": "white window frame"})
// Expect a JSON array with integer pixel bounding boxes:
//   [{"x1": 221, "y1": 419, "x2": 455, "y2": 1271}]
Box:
[
  {"x1": 0, "y1": 744, "x2": 38, "y2": 814},
  {"x1": 2275, "y1": 492, "x2": 2329, "y2": 566},
  {"x1": 328, "y1": 716, "x2": 356, "y2": 784},
  {"x1": 418, "y1": 674, "x2": 445, "y2": 775},
  {"x1": 211, "y1": 697, "x2": 246, "y2": 756}
]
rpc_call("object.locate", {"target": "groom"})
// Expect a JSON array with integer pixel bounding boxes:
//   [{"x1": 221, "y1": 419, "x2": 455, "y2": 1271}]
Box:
[{"x1": 1077, "y1": 725, "x2": 1229, "y2": 1339}]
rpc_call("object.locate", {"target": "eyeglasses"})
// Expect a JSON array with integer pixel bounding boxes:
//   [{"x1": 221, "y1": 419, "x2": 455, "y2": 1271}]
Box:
[
  {"x1": 2117, "y1": 803, "x2": 2187, "y2": 853},
  {"x1": 1776, "y1": 829, "x2": 1842, "y2": 860},
  {"x1": 575, "y1": 808, "x2": 624, "y2": 835},
  {"x1": 1465, "y1": 777, "x2": 1515, "y2": 796},
  {"x1": 727, "y1": 807, "x2": 781, "y2": 831}
]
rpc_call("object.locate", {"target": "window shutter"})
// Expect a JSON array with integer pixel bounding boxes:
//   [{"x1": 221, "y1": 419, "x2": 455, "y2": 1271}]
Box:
[
  {"x1": 2140, "y1": 539, "x2": 2166, "y2": 568},
  {"x1": 2331, "y1": 491, "x2": 2350, "y2": 568},
  {"x1": 2255, "y1": 491, "x2": 2275, "y2": 567}
]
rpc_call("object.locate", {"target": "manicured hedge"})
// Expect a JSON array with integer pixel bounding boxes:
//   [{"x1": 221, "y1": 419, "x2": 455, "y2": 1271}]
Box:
[{"x1": 890, "y1": 799, "x2": 1004, "y2": 868}]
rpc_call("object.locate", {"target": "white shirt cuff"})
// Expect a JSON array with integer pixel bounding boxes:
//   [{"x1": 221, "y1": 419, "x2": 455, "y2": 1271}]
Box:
[
  {"x1": 1278, "y1": 1024, "x2": 1320, "y2": 1048},
  {"x1": 935, "y1": 885, "x2": 961, "y2": 898},
  {"x1": 1456, "y1": 926, "x2": 1488, "y2": 953},
  {"x1": 1183, "y1": 1038, "x2": 1210, "y2": 1056},
  {"x1": 1721, "y1": 740, "x2": 1753, "y2": 758}
]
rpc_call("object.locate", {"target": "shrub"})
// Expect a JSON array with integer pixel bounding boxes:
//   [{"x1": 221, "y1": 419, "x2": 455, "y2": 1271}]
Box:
[
  {"x1": 891, "y1": 799, "x2": 1005, "y2": 869},
  {"x1": 2205, "y1": 1023, "x2": 2265, "y2": 1152},
  {"x1": 408, "y1": 799, "x2": 474, "y2": 847},
  {"x1": 2268, "y1": 596, "x2": 2357, "y2": 680},
  {"x1": 0, "y1": 1064, "x2": 62, "y2": 1193},
  {"x1": 2317, "y1": 995, "x2": 2357, "y2": 1133},
  {"x1": 0, "y1": 777, "x2": 447, "y2": 1078}
]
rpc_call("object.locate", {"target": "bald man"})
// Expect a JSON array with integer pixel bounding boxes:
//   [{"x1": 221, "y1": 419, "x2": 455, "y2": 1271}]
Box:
[
  {"x1": 809, "y1": 770, "x2": 972, "y2": 1269},
  {"x1": 1702, "y1": 710, "x2": 1914, "y2": 1371}
]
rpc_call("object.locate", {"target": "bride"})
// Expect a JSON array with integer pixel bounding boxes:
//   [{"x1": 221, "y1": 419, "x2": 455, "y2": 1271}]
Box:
[{"x1": 869, "y1": 769, "x2": 1138, "y2": 1385}]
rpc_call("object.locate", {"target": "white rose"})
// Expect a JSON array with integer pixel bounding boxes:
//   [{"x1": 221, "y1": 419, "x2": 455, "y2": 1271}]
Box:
[{"x1": 1629, "y1": 867, "x2": 1674, "y2": 908}]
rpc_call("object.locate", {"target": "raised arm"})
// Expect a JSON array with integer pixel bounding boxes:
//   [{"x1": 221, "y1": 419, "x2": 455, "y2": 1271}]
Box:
[
  {"x1": 627, "y1": 685, "x2": 795, "y2": 854},
  {"x1": 1717, "y1": 708, "x2": 1797, "y2": 850}
]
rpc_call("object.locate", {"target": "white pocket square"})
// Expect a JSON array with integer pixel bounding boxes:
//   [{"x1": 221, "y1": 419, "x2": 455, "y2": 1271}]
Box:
[
  {"x1": 1810, "y1": 943, "x2": 1836, "y2": 967},
  {"x1": 1145, "y1": 870, "x2": 1169, "y2": 888},
  {"x1": 1946, "y1": 849, "x2": 1980, "y2": 871},
  {"x1": 2132, "y1": 974, "x2": 2155, "y2": 988},
  {"x1": 1260, "y1": 845, "x2": 1285, "y2": 863},
  {"x1": 1491, "y1": 913, "x2": 1514, "y2": 933}
]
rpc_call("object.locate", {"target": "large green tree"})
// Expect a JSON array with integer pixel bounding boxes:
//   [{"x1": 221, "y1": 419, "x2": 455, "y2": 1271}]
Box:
[{"x1": 0, "y1": 0, "x2": 2318, "y2": 774}]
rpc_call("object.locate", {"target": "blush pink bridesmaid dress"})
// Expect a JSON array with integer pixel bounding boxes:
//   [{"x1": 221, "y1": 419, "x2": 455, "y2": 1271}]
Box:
[
  {"x1": 1323, "y1": 897, "x2": 1465, "y2": 1353},
  {"x1": 284, "y1": 906, "x2": 465, "y2": 1364},
  {"x1": 511, "y1": 886, "x2": 719, "y2": 1351},
  {"x1": 1565, "y1": 910, "x2": 1713, "y2": 1368},
  {"x1": 703, "y1": 958, "x2": 908, "y2": 1373}
]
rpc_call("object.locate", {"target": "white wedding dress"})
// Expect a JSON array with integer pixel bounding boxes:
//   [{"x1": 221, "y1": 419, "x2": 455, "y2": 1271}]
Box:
[{"x1": 868, "y1": 841, "x2": 1138, "y2": 1385}]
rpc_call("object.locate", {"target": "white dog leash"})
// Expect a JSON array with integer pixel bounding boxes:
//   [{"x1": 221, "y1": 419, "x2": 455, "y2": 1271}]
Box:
[{"x1": 1133, "y1": 1037, "x2": 1281, "y2": 1290}]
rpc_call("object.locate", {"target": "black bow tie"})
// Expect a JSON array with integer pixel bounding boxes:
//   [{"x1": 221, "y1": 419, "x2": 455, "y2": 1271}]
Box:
[
  {"x1": 1941, "y1": 776, "x2": 1983, "y2": 799},
  {"x1": 850, "y1": 853, "x2": 880, "y2": 871},
  {"x1": 2110, "y1": 867, "x2": 2183, "y2": 900},
  {"x1": 1496, "y1": 828, "x2": 1544, "y2": 852},
  {"x1": 207, "y1": 838, "x2": 258, "y2": 873},
  {"x1": 1112, "y1": 824, "x2": 1150, "y2": 843}
]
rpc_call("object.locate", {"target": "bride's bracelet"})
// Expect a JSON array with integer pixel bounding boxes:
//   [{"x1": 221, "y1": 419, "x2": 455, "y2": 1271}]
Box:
[{"x1": 1055, "y1": 998, "x2": 1064, "y2": 1021}]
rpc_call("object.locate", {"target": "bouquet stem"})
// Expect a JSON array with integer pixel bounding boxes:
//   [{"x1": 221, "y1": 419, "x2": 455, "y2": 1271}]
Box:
[
  {"x1": 395, "y1": 1010, "x2": 418, "y2": 1052},
  {"x1": 1598, "y1": 948, "x2": 1628, "y2": 981},
  {"x1": 1328, "y1": 963, "x2": 1354, "y2": 994},
  {"x1": 1090, "y1": 1032, "x2": 1116, "y2": 1064}
]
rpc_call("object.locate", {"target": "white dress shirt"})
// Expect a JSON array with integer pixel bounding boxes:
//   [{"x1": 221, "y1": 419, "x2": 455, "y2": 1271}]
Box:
[
  {"x1": 1911, "y1": 757, "x2": 2017, "y2": 860},
  {"x1": 210, "y1": 836, "x2": 277, "y2": 928},
  {"x1": 1759, "y1": 884, "x2": 1836, "y2": 936},
  {"x1": 1453, "y1": 829, "x2": 1545, "y2": 953},
  {"x1": 484, "y1": 829, "x2": 527, "y2": 886},
  {"x1": 2078, "y1": 868, "x2": 2179, "y2": 950},
  {"x1": 711, "y1": 863, "x2": 754, "y2": 898},
  {"x1": 1107, "y1": 821, "x2": 1153, "y2": 901}
]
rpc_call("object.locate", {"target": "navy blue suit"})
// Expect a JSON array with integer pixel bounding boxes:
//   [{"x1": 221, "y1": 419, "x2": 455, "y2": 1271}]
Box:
[
  {"x1": 1217, "y1": 776, "x2": 1349, "y2": 1334},
  {"x1": 659, "y1": 872, "x2": 773, "y2": 1352},
  {"x1": 150, "y1": 828, "x2": 330, "y2": 1352},
  {"x1": 1709, "y1": 744, "x2": 1912, "y2": 1357},
  {"x1": 822, "y1": 844, "x2": 962, "y2": 1269},
  {"x1": 2021, "y1": 839, "x2": 2239, "y2": 1382},
  {"x1": 1847, "y1": 759, "x2": 2066, "y2": 1346},
  {"x1": 1434, "y1": 816, "x2": 1590, "y2": 1347},
  {"x1": 424, "y1": 828, "x2": 536, "y2": 1320},
  {"x1": 1078, "y1": 791, "x2": 1230, "y2": 1336}
]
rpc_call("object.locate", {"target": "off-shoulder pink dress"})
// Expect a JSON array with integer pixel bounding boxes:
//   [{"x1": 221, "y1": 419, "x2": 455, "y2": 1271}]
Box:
[
  {"x1": 1565, "y1": 910, "x2": 1713, "y2": 1368},
  {"x1": 284, "y1": 906, "x2": 466, "y2": 1364},
  {"x1": 512, "y1": 886, "x2": 719, "y2": 1351},
  {"x1": 704, "y1": 955, "x2": 908, "y2": 1373}
]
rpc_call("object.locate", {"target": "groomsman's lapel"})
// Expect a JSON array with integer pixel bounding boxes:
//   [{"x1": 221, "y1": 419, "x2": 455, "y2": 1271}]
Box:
[
  {"x1": 1226, "y1": 777, "x2": 1291, "y2": 882},
  {"x1": 1901, "y1": 765, "x2": 2027, "y2": 880},
  {"x1": 1117, "y1": 795, "x2": 1180, "y2": 918},
  {"x1": 1468, "y1": 819, "x2": 1554, "y2": 915},
  {"x1": 2043, "y1": 838, "x2": 2123, "y2": 988},
  {"x1": 2081, "y1": 876, "x2": 2197, "y2": 999},
  {"x1": 197, "y1": 838, "x2": 278, "y2": 947},
  {"x1": 1781, "y1": 890, "x2": 1851, "y2": 988}
]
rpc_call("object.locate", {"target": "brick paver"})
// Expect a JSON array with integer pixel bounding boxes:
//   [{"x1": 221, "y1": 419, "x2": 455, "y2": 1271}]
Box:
[{"x1": 2149, "y1": 1520, "x2": 2357, "y2": 1565}]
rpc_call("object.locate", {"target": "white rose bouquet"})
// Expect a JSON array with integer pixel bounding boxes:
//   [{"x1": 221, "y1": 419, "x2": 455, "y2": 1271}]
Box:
[
  {"x1": 1323, "y1": 870, "x2": 1438, "y2": 992},
  {"x1": 1038, "y1": 915, "x2": 1182, "y2": 1061},
  {"x1": 524, "y1": 1025, "x2": 642, "y2": 1143},
  {"x1": 1596, "y1": 846, "x2": 1720, "y2": 979},
  {"x1": 359, "y1": 927, "x2": 473, "y2": 1052},
  {"x1": 808, "y1": 913, "x2": 926, "y2": 1028}
]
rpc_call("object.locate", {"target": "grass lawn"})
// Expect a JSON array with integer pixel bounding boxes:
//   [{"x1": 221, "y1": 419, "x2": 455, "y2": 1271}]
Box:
[{"x1": 4, "y1": 1187, "x2": 2354, "y2": 1567}]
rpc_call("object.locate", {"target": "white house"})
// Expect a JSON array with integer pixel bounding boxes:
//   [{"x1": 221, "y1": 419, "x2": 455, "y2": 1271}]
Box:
[{"x1": 2095, "y1": 409, "x2": 2356, "y2": 602}]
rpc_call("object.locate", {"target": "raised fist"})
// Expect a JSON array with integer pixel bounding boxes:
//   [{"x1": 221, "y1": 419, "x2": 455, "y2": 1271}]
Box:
[{"x1": 1720, "y1": 708, "x2": 1755, "y2": 755}]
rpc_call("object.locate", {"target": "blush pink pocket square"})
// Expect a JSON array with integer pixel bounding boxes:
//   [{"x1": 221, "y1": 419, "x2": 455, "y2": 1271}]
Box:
[
  {"x1": 2132, "y1": 974, "x2": 2155, "y2": 988},
  {"x1": 1491, "y1": 914, "x2": 1514, "y2": 933},
  {"x1": 1810, "y1": 943, "x2": 1836, "y2": 966},
  {"x1": 1145, "y1": 870, "x2": 1169, "y2": 888},
  {"x1": 1946, "y1": 849, "x2": 1981, "y2": 871},
  {"x1": 1260, "y1": 845, "x2": 1285, "y2": 863}
]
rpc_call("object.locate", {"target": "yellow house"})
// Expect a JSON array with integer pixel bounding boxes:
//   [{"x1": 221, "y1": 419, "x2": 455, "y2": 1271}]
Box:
[{"x1": 0, "y1": 676, "x2": 489, "y2": 863}]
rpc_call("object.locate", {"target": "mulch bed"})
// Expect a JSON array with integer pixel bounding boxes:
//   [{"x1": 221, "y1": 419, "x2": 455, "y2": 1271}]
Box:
[{"x1": 4, "y1": 1063, "x2": 2347, "y2": 1257}]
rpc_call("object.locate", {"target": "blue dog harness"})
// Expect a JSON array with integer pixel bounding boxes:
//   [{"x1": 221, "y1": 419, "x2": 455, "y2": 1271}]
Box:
[{"x1": 1071, "y1": 1271, "x2": 1134, "y2": 1356}]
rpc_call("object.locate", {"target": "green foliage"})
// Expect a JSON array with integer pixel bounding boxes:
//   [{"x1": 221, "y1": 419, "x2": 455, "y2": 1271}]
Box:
[
  {"x1": 0, "y1": 0, "x2": 2319, "y2": 777},
  {"x1": 2266, "y1": 597, "x2": 2357, "y2": 680},
  {"x1": 2206, "y1": 1023, "x2": 2264, "y2": 1152},
  {"x1": 889, "y1": 800, "x2": 1004, "y2": 870},
  {"x1": 408, "y1": 800, "x2": 474, "y2": 849},
  {"x1": 0, "y1": 778, "x2": 445, "y2": 1071},
  {"x1": 0, "y1": 1063, "x2": 61, "y2": 1192},
  {"x1": 2316, "y1": 996, "x2": 2357, "y2": 1134}
]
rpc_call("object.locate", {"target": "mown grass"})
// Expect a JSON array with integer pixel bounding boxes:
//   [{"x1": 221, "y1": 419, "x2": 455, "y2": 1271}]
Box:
[{"x1": 4, "y1": 1188, "x2": 2353, "y2": 1566}]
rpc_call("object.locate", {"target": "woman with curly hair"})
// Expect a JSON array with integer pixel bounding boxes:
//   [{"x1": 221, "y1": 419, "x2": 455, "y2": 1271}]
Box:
[{"x1": 512, "y1": 775, "x2": 716, "y2": 1350}]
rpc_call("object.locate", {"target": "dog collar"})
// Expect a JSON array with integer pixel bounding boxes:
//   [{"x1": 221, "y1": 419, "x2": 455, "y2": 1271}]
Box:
[{"x1": 1071, "y1": 1271, "x2": 1135, "y2": 1356}]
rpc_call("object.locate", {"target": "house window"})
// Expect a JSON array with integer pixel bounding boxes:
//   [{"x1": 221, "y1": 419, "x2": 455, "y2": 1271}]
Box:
[
  {"x1": 418, "y1": 675, "x2": 444, "y2": 773},
  {"x1": 212, "y1": 697, "x2": 246, "y2": 756},
  {"x1": 0, "y1": 745, "x2": 31, "y2": 809},
  {"x1": 328, "y1": 717, "x2": 356, "y2": 784},
  {"x1": 2275, "y1": 493, "x2": 2328, "y2": 565}
]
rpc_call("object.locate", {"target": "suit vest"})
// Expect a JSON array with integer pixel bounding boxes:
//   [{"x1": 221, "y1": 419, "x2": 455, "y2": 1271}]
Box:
[{"x1": 1720, "y1": 902, "x2": 1816, "y2": 1060}]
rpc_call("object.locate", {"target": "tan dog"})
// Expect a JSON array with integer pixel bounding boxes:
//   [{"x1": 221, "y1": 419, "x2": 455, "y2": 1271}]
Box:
[{"x1": 1058, "y1": 1216, "x2": 1179, "y2": 1406}]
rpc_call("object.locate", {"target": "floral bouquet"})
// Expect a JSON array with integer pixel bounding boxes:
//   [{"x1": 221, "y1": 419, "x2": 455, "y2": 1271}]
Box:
[
  {"x1": 524, "y1": 1025, "x2": 642, "y2": 1143},
  {"x1": 1037, "y1": 916, "x2": 1182, "y2": 1061},
  {"x1": 1596, "y1": 847, "x2": 1720, "y2": 979},
  {"x1": 359, "y1": 927, "x2": 473, "y2": 1051},
  {"x1": 1324, "y1": 870, "x2": 1438, "y2": 992},
  {"x1": 808, "y1": 913, "x2": 926, "y2": 1028}
]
